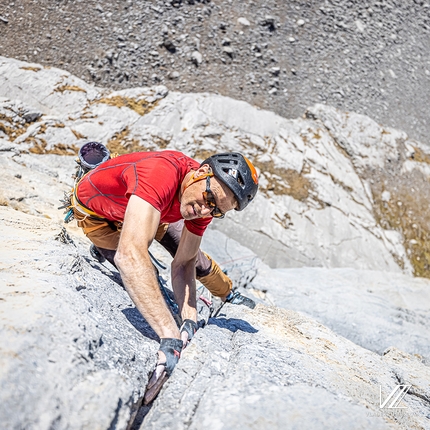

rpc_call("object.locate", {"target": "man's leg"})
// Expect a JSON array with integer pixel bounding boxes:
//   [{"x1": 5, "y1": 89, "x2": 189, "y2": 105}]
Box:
[
  {"x1": 74, "y1": 210, "x2": 120, "y2": 267},
  {"x1": 91, "y1": 246, "x2": 117, "y2": 268}
]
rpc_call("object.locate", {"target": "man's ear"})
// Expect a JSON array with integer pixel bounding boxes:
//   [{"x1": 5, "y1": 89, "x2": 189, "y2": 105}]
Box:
[{"x1": 195, "y1": 164, "x2": 211, "y2": 176}]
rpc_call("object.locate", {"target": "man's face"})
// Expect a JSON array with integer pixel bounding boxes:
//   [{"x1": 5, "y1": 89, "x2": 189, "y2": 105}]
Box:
[{"x1": 180, "y1": 166, "x2": 237, "y2": 220}]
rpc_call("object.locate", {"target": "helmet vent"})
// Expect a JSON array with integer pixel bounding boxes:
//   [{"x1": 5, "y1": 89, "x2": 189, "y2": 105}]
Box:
[{"x1": 237, "y1": 173, "x2": 244, "y2": 187}]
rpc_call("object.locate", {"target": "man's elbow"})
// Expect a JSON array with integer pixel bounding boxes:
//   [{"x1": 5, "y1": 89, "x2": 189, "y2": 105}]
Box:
[
  {"x1": 114, "y1": 249, "x2": 128, "y2": 272},
  {"x1": 114, "y1": 246, "x2": 140, "y2": 272},
  {"x1": 171, "y1": 258, "x2": 194, "y2": 279}
]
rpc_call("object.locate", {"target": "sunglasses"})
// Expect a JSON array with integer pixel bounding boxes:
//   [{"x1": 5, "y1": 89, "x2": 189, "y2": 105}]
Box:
[{"x1": 203, "y1": 175, "x2": 225, "y2": 219}]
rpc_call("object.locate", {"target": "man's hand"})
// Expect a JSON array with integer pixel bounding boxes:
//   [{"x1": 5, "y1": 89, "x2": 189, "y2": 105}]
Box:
[
  {"x1": 180, "y1": 319, "x2": 198, "y2": 347},
  {"x1": 144, "y1": 338, "x2": 183, "y2": 405}
]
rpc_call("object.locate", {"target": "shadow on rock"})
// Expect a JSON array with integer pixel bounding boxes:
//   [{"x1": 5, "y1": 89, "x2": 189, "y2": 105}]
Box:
[
  {"x1": 208, "y1": 317, "x2": 258, "y2": 334},
  {"x1": 122, "y1": 307, "x2": 159, "y2": 342},
  {"x1": 83, "y1": 256, "x2": 125, "y2": 288}
]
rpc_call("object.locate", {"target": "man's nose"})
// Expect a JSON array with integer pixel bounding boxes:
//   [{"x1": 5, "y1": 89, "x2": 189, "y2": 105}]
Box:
[{"x1": 200, "y1": 205, "x2": 213, "y2": 217}]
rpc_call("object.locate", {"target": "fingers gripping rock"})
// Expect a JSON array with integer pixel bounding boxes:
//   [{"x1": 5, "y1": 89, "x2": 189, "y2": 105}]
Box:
[
  {"x1": 143, "y1": 338, "x2": 183, "y2": 405},
  {"x1": 180, "y1": 319, "x2": 198, "y2": 347},
  {"x1": 159, "y1": 338, "x2": 183, "y2": 376}
]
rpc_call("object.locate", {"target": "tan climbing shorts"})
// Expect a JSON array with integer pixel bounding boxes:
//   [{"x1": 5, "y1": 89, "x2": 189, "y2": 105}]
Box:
[{"x1": 73, "y1": 209, "x2": 168, "y2": 250}]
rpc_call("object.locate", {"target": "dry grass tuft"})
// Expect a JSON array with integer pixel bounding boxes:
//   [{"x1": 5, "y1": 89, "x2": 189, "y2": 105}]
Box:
[
  {"x1": 54, "y1": 85, "x2": 87, "y2": 93},
  {"x1": 20, "y1": 66, "x2": 41, "y2": 72},
  {"x1": 273, "y1": 212, "x2": 293, "y2": 229},
  {"x1": 255, "y1": 160, "x2": 312, "y2": 201},
  {"x1": 106, "y1": 127, "x2": 147, "y2": 154},
  {"x1": 152, "y1": 135, "x2": 171, "y2": 149},
  {"x1": 329, "y1": 173, "x2": 353, "y2": 193},
  {"x1": 411, "y1": 146, "x2": 430, "y2": 164},
  {"x1": 49, "y1": 143, "x2": 79, "y2": 155},
  {"x1": 0, "y1": 114, "x2": 31, "y2": 140},
  {"x1": 370, "y1": 168, "x2": 430, "y2": 278},
  {"x1": 71, "y1": 129, "x2": 87, "y2": 140},
  {"x1": 97, "y1": 96, "x2": 158, "y2": 116},
  {"x1": 38, "y1": 123, "x2": 48, "y2": 134},
  {"x1": 193, "y1": 149, "x2": 217, "y2": 161},
  {"x1": 27, "y1": 137, "x2": 78, "y2": 155}
]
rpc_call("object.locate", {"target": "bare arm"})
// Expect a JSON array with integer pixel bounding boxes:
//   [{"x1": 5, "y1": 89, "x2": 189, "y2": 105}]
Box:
[
  {"x1": 171, "y1": 226, "x2": 202, "y2": 323},
  {"x1": 114, "y1": 195, "x2": 180, "y2": 340}
]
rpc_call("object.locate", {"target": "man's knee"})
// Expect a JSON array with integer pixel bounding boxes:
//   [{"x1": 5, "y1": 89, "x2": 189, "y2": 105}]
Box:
[{"x1": 197, "y1": 253, "x2": 232, "y2": 298}]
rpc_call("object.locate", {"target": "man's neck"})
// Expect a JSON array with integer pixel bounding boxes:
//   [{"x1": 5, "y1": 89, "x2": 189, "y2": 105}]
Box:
[{"x1": 179, "y1": 170, "x2": 196, "y2": 200}]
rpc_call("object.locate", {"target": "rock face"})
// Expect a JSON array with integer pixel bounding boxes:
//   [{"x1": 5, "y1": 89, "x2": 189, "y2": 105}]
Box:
[
  {"x1": 0, "y1": 206, "x2": 157, "y2": 429},
  {"x1": 253, "y1": 265, "x2": 430, "y2": 362},
  {"x1": 1, "y1": 204, "x2": 429, "y2": 429},
  {"x1": 143, "y1": 305, "x2": 430, "y2": 430},
  {"x1": 2, "y1": 56, "x2": 430, "y2": 277},
  {"x1": 1, "y1": 57, "x2": 430, "y2": 429}
]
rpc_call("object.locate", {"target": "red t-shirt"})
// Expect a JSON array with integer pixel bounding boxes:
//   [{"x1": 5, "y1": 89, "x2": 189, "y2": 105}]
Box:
[{"x1": 76, "y1": 150, "x2": 212, "y2": 236}]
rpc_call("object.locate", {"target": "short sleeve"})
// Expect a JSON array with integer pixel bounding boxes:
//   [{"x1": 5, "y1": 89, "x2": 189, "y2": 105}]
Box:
[{"x1": 185, "y1": 217, "x2": 212, "y2": 236}]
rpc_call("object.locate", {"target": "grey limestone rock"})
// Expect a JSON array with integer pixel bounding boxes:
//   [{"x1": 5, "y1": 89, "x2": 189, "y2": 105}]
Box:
[
  {"x1": 237, "y1": 17, "x2": 251, "y2": 27},
  {"x1": 252, "y1": 266, "x2": 430, "y2": 363},
  {"x1": 0, "y1": 207, "x2": 155, "y2": 429},
  {"x1": 190, "y1": 50, "x2": 203, "y2": 66},
  {"x1": 142, "y1": 305, "x2": 430, "y2": 429},
  {"x1": 1, "y1": 58, "x2": 430, "y2": 429},
  {"x1": 202, "y1": 229, "x2": 430, "y2": 364}
]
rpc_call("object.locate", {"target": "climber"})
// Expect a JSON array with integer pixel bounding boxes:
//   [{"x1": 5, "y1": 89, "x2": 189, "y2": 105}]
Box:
[{"x1": 71, "y1": 150, "x2": 259, "y2": 402}]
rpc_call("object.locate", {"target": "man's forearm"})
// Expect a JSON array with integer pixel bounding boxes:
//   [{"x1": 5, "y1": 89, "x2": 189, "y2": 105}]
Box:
[
  {"x1": 171, "y1": 261, "x2": 197, "y2": 322},
  {"x1": 115, "y1": 249, "x2": 180, "y2": 339}
]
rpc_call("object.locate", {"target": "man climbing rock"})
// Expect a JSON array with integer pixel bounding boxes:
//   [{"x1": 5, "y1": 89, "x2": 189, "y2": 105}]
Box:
[{"x1": 71, "y1": 150, "x2": 259, "y2": 402}]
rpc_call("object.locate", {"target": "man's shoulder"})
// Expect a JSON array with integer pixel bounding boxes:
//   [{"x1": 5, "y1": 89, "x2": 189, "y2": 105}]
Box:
[{"x1": 112, "y1": 150, "x2": 198, "y2": 169}]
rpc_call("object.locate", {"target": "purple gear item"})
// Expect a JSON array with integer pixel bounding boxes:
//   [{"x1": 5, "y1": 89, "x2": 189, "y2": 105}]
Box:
[{"x1": 78, "y1": 141, "x2": 110, "y2": 174}]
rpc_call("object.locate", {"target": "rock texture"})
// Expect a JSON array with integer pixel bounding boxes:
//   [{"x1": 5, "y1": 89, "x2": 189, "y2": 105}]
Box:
[
  {"x1": 1, "y1": 203, "x2": 429, "y2": 429},
  {"x1": 254, "y1": 266, "x2": 430, "y2": 362},
  {"x1": 0, "y1": 206, "x2": 155, "y2": 429},
  {"x1": 143, "y1": 304, "x2": 430, "y2": 430},
  {"x1": 1, "y1": 57, "x2": 430, "y2": 429},
  {"x1": 2, "y1": 56, "x2": 430, "y2": 276},
  {"x1": 1, "y1": 0, "x2": 429, "y2": 144},
  {"x1": 202, "y1": 229, "x2": 430, "y2": 362}
]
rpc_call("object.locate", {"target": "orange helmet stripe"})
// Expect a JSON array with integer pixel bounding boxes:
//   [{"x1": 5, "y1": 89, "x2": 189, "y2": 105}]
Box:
[{"x1": 243, "y1": 156, "x2": 259, "y2": 184}]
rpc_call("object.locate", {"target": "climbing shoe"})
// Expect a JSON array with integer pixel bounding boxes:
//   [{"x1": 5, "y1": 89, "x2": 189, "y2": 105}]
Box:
[
  {"x1": 144, "y1": 338, "x2": 183, "y2": 405},
  {"x1": 90, "y1": 244, "x2": 106, "y2": 264},
  {"x1": 180, "y1": 319, "x2": 198, "y2": 347},
  {"x1": 225, "y1": 291, "x2": 256, "y2": 309}
]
